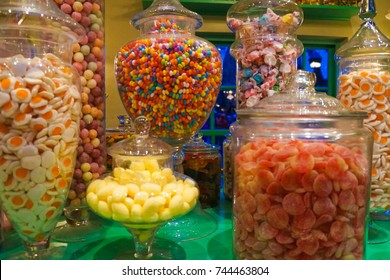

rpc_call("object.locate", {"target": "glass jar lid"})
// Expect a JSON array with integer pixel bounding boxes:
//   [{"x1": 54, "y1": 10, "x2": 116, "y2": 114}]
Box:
[
  {"x1": 108, "y1": 116, "x2": 173, "y2": 159},
  {"x1": 237, "y1": 70, "x2": 367, "y2": 118},
  {"x1": 0, "y1": 0, "x2": 85, "y2": 42},
  {"x1": 227, "y1": 0, "x2": 304, "y2": 33},
  {"x1": 131, "y1": 0, "x2": 203, "y2": 30},
  {"x1": 183, "y1": 134, "x2": 220, "y2": 154},
  {"x1": 336, "y1": 0, "x2": 390, "y2": 58}
]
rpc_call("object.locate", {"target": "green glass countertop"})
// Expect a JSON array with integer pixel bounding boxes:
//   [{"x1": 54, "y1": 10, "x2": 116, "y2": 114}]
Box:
[{"x1": 1, "y1": 198, "x2": 390, "y2": 260}]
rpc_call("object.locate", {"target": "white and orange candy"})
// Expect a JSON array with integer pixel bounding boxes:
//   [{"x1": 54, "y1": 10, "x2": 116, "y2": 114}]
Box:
[
  {"x1": 338, "y1": 70, "x2": 390, "y2": 210},
  {"x1": 0, "y1": 54, "x2": 81, "y2": 243},
  {"x1": 234, "y1": 139, "x2": 370, "y2": 260}
]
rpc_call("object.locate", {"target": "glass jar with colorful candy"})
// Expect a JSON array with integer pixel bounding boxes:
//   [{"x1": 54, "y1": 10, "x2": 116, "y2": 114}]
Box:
[
  {"x1": 0, "y1": 0, "x2": 85, "y2": 259},
  {"x1": 336, "y1": 0, "x2": 390, "y2": 240},
  {"x1": 114, "y1": 0, "x2": 222, "y2": 166},
  {"x1": 232, "y1": 70, "x2": 373, "y2": 260},
  {"x1": 53, "y1": 0, "x2": 106, "y2": 239},
  {"x1": 227, "y1": 0, "x2": 304, "y2": 109}
]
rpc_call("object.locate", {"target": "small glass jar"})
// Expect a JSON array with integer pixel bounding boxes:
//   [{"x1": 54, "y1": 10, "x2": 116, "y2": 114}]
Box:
[
  {"x1": 182, "y1": 134, "x2": 221, "y2": 208},
  {"x1": 106, "y1": 115, "x2": 134, "y2": 171},
  {"x1": 336, "y1": 0, "x2": 390, "y2": 212},
  {"x1": 232, "y1": 70, "x2": 373, "y2": 260},
  {"x1": 223, "y1": 133, "x2": 233, "y2": 200},
  {"x1": 227, "y1": 0, "x2": 304, "y2": 109},
  {"x1": 114, "y1": 0, "x2": 222, "y2": 151}
]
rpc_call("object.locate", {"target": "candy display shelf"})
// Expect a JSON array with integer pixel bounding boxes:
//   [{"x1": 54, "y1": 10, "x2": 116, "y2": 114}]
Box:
[
  {"x1": 1, "y1": 197, "x2": 390, "y2": 260},
  {"x1": 142, "y1": 1, "x2": 359, "y2": 20}
]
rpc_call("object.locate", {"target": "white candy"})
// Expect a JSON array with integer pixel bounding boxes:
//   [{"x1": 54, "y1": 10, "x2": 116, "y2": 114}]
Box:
[{"x1": 21, "y1": 155, "x2": 41, "y2": 170}]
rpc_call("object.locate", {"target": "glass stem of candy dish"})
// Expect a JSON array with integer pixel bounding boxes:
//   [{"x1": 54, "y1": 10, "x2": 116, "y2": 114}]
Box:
[
  {"x1": 23, "y1": 239, "x2": 50, "y2": 259},
  {"x1": 125, "y1": 225, "x2": 161, "y2": 259}
]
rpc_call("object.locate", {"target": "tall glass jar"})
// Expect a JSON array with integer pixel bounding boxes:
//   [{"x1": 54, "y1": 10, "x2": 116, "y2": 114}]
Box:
[
  {"x1": 0, "y1": 0, "x2": 85, "y2": 258},
  {"x1": 114, "y1": 0, "x2": 222, "y2": 163},
  {"x1": 182, "y1": 134, "x2": 221, "y2": 208},
  {"x1": 54, "y1": 0, "x2": 106, "y2": 224},
  {"x1": 232, "y1": 71, "x2": 373, "y2": 260},
  {"x1": 336, "y1": 0, "x2": 390, "y2": 213},
  {"x1": 227, "y1": 0, "x2": 304, "y2": 109}
]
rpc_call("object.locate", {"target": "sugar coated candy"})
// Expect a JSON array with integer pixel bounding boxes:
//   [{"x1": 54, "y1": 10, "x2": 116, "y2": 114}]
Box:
[{"x1": 233, "y1": 139, "x2": 369, "y2": 260}]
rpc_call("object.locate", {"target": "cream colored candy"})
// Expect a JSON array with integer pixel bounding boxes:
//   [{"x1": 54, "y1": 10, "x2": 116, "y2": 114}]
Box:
[{"x1": 21, "y1": 155, "x2": 41, "y2": 170}]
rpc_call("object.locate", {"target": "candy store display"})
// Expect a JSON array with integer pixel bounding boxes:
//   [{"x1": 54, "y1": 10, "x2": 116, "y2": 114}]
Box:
[
  {"x1": 227, "y1": 0, "x2": 304, "y2": 109},
  {"x1": 182, "y1": 134, "x2": 221, "y2": 208},
  {"x1": 115, "y1": 0, "x2": 222, "y2": 153},
  {"x1": 232, "y1": 71, "x2": 373, "y2": 259},
  {"x1": 54, "y1": 0, "x2": 106, "y2": 214},
  {"x1": 0, "y1": 0, "x2": 84, "y2": 258},
  {"x1": 87, "y1": 116, "x2": 199, "y2": 259},
  {"x1": 336, "y1": 0, "x2": 390, "y2": 212}
]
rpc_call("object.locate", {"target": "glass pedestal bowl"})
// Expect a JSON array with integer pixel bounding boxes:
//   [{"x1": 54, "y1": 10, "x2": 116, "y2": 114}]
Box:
[{"x1": 86, "y1": 165, "x2": 199, "y2": 259}]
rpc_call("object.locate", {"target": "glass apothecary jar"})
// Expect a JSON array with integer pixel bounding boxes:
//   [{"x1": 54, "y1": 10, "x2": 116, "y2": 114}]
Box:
[
  {"x1": 114, "y1": 0, "x2": 222, "y2": 154},
  {"x1": 86, "y1": 116, "x2": 200, "y2": 259},
  {"x1": 182, "y1": 134, "x2": 221, "y2": 208},
  {"x1": 0, "y1": 0, "x2": 85, "y2": 258},
  {"x1": 232, "y1": 70, "x2": 373, "y2": 260},
  {"x1": 227, "y1": 0, "x2": 304, "y2": 108},
  {"x1": 336, "y1": 0, "x2": 390, "y2": 213}
]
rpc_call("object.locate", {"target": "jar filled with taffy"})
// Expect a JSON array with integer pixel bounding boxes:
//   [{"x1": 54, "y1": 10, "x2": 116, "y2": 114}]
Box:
[
  {"x1": 336, "y1": 0, "x2": 390, "y2": 213},
  {"x1": 232, "y1": 70, "x2": 373, "y2": 260},
  {"x1": 227, "y1": 0, "x2": 304, "y2": 109}
]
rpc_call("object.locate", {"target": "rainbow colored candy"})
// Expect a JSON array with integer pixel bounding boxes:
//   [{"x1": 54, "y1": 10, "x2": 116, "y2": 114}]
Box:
[{"x1": 115, "y1": 20, "x2": 222, "y2": 142}]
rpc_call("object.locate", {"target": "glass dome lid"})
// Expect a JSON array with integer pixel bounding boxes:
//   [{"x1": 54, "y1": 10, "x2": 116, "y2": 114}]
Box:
[
  {"x1": 227, "y1": 0, "x2": 304, "y2": 32},
  {"x1": 108, "y1": 116, "x2": 174, "y2": 158},
  {"x1": 131, "y1": 0, "x2": 203, "y2": 30},
  {"x1": 336, "y1": 0, "x2": 390, "y2": 58},
  {"x1": 183, "y1": 134, "x2": 220, "y2": 153},
  {"x1": 237, "y1": 70, "x2": 367, "y2": 118},
  {"x1": 0, "y1": 0, "x2": 85, "y2": 42}
]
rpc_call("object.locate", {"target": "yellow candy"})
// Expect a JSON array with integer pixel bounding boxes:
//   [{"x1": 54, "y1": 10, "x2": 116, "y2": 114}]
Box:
[
  {"x1": 159, "y1": 208, "x2": 173, "y2": 221},
  {"x1": 125, "y1": 183, "x2": 140, "y2": 197},
  {"x1": 182, "y1": 187, "x2": 199, "y2": 204},
  {"x1": 123, "y1": 197, "x2": 134, "y2": 210},
  {"x1": 142, "y1": 212, "x2": 159, "y2": 223},
  {"x1": 86, "y1": 192, "x2": 98, "y2": 211},
  {"x1": 96, "y1": 182, "x2": 116, "y2": 200},
  {"x1": 111, "y1": 186, "x2": 128, "y2": 202},
  {"x1": 169, "y1": 194, "x2": 184, "y2": 215},
  {"x1": 129, "y1": 161, "x2": 145, "y2": 171},
  {"x1": 140, "y1": 182, "x2": 161, "y2": 195},
  {"x1": 134, "y1": 191, "x2": 149, "y2": 205},
  {"x1": 111, "y1": 202, "x2": 130, "y2": 220},
  {"x1": 131, "y1": 203, "x2": 142, "y2": 217},
  {"x1": 282, "y1": 13, "x2": 293, "y2": 24},
  {"x1": 97, "y1": 201, "x2": 112, "y2": 218},
  {"x1": 144, "y1": 159, "x2": 160, "y2": 173}
]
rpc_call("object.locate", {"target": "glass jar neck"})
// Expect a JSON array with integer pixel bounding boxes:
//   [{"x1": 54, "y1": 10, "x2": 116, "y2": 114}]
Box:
[{"x1": 139, "y1": 16, "x2": 196, "y2": 36}]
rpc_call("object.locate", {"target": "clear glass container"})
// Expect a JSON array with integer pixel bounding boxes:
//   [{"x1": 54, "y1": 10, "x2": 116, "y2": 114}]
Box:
[
  {"x1": 53, "y1": 0, "x2": 106, "y2": 231},
  {"x1": 0, "y1": 0, "x2": 84, "y2": 259},
  {"x1": 182, "y1": 134, "x2": 221, "y2": 208},
  {"x1": 86, "y1": 116, "x2": 200, "y2": 259},
  {"x1": 336, "y1": 0, "x2": 390, "y2": 213},
  {"x1": 232, "y1": 70, "x2": 373, "y2": 260},
  {"x1": 223, "y1": 133, "x2": 233, "y2": 200},
  {"x1": 227, "y1": 0, "x2": 304, "y2": 109},
  {"x1": 106, "y1": 115, "x2": 134, "y2": 171},
  {"x1": 114, "y1": 0, "x2": 222, "y2": 157}
]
